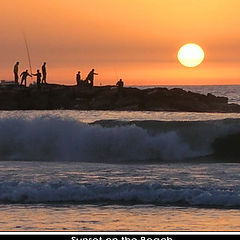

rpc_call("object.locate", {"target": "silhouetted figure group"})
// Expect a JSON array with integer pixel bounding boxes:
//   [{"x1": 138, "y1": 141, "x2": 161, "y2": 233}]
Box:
[
  {"x1": 76, "y1": 69, "x2": 98, "y2": 88},
  {"x1": 13, "y1": 62, "x2": 47, "y2": 88},
  {"x1": 12, "y1": 62, "x2": 124, "y2": 89}
]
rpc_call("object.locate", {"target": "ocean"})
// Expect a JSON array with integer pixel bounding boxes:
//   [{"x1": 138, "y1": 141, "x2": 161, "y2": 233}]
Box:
[{"x1": 1, "y1": 85, "x2": 240, "y2": 231}]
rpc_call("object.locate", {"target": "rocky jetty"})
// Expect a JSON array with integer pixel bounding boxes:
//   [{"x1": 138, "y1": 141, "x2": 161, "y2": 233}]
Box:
[{"x1": 0, "y1": 84, "x2": 240, "y2": 112}]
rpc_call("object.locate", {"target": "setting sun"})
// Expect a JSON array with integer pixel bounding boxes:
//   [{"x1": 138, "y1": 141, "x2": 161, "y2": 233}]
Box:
[
  {"x1": 177, "y1": 43, "x2": 205, "y2": 68},
  {"x1": 2, "y1": 0, "x2": 240, "y2": 233}
]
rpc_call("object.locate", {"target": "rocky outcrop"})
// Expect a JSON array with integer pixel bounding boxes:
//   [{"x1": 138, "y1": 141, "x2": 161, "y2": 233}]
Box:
[{"x1": 0, "y1": 84, "x2": 240, "y2": 112}]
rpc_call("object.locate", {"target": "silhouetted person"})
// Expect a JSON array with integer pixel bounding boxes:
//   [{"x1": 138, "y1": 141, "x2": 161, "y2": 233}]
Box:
[
  {"x1": 13, "y1": 62, "x2": 19, "y2": 85},
  {"x1": 76, "y1": 71, "x2": 81, "y2": 86},
  {"x1": 20, "y1": 70, "x2": 32, "y2": 87},
  {"x1": 32, "y1": 69, "x2": 42, "y2": 89},
  {"x1": 116, "y1": 79, "x2": 124, "y2": 88},
  {"x1": 85, "y1": 69, "x2": 98, "y2": 87},
  {"x1": 41, "y1": 62, "x2": 47, "y2": 84}
]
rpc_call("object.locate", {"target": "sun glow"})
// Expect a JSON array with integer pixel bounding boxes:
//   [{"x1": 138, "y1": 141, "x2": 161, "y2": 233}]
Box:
[{"x1": 177, "y1": 43, "x2": 205, "y2": 67}]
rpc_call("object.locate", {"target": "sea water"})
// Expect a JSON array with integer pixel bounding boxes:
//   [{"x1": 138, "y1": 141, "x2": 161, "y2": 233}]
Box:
[{"x1": 1, "y1": 85, "x2": 240, "y2": 231}]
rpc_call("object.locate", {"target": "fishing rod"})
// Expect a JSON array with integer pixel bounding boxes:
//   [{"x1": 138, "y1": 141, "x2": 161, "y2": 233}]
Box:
[{"x1": 22, "y1": 31, "x2": 33, "y2": 76}]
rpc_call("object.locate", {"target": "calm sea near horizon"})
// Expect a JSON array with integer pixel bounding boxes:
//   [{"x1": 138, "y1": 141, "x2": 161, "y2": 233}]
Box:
[{"x1": 1, "y1": 85, "x2": 240, "y2": 231}]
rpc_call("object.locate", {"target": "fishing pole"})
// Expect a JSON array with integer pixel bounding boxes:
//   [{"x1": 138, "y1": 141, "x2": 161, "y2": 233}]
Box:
[{"x1": 22, "y1": 31, "x2": 33, "y2": 76}]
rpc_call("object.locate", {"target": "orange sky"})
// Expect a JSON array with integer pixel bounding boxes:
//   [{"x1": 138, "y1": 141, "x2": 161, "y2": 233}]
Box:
[{"x1": 1, "y1": 0, "x2": 240, "y2": 85}]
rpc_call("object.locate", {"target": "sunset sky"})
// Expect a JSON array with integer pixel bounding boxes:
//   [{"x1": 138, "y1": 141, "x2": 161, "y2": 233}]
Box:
[{"x1": 1, "y1": 0, "x2": 240, "y2": 85}]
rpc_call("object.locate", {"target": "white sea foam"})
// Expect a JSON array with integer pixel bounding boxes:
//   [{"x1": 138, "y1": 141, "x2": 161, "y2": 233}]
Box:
[
  {"x1": 0, "y1": 117, "x2": 201, "y2": 162},
  {"x1": 1, "y1": 117, "x2": 240, "y2": 162}
]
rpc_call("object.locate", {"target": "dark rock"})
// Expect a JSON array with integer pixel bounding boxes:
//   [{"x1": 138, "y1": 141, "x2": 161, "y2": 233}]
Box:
[
  {"x1": 0, "y1": 84, "x2": 239, "y2": 112},
  {"x1": 207, "y1": 93, "x2": 228, "y2": 104}
]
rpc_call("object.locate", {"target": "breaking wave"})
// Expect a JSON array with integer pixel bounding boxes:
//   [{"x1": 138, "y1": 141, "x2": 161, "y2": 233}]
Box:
[
  {"x1": 0, "y1": 181, "x2": 240, "y2": 207},
  {"x1": 1, "y1": 117, "x2": 240, "y2": 162}
]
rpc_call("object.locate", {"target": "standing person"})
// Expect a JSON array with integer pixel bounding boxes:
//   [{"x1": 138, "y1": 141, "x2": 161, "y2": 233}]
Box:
[
  {"x1": 13, "y1": 62, "x2": 19, "y2": 85},
  {"x1": 76, "y1": 71, "x2": 81, "y2": 86},
  {"x1": 41, "y1": 62, "x2": 47, "y2": 84},
  {"x1": 32, "y1": 69, "x2": 42, "y2": 89},
  {"x1": 85, "y1": 69, "x2": 98, "y2": 87},
  {"x1": 20, "y1": 70, "x2": 32, "y2": 87}
]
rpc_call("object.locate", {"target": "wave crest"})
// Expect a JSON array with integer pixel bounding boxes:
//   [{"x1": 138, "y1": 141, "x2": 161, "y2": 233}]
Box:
[
  {"x1": 0, "y1": 117, "x2": 198, "y2": 162},
  {"x1": 0, "y1": 181, "x2": 239, "y2": 207},
  {"x1": 1, "y1": 117, "x2": 240, "y2": 162}
]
